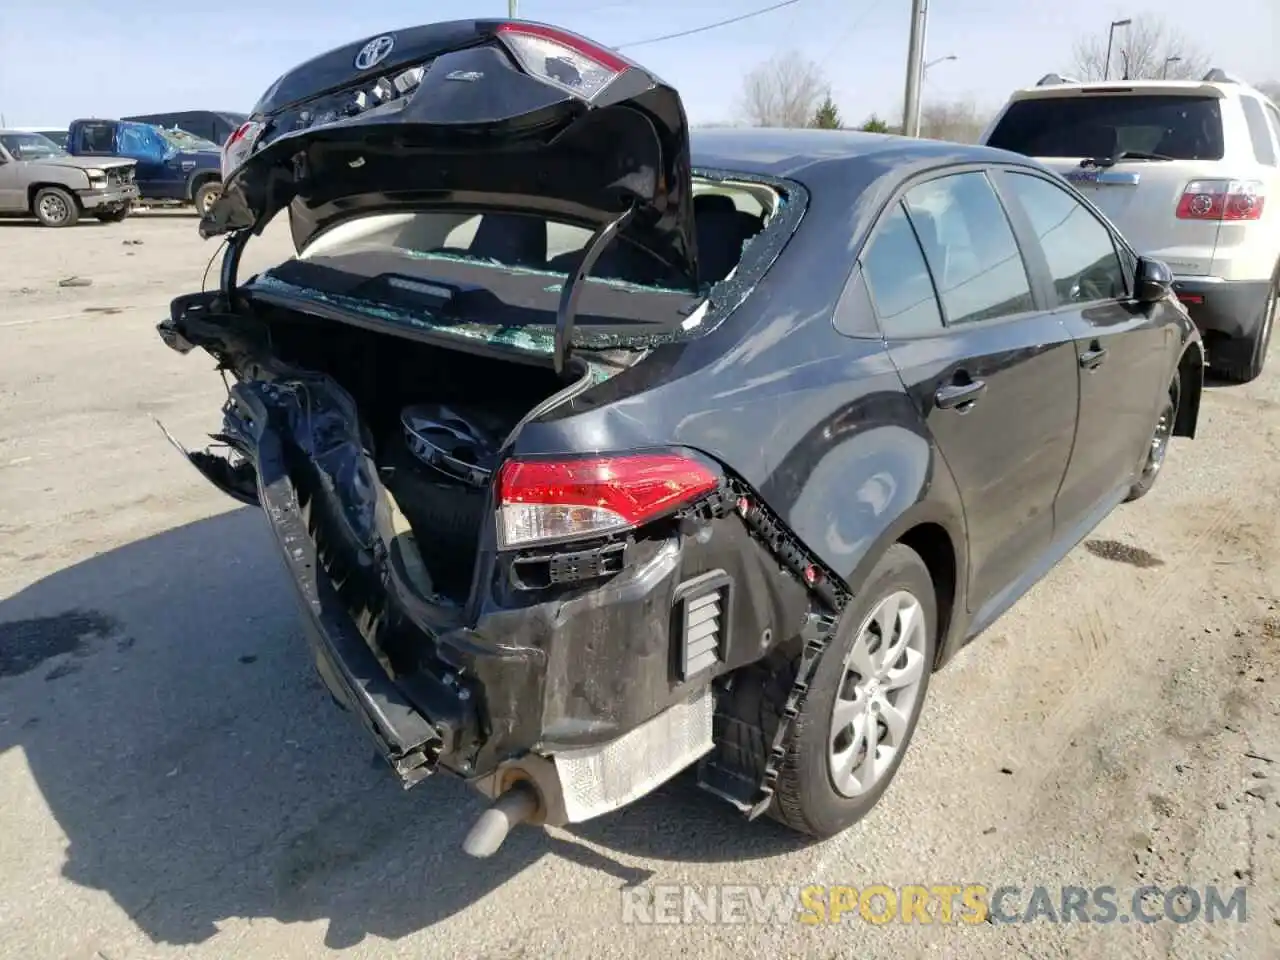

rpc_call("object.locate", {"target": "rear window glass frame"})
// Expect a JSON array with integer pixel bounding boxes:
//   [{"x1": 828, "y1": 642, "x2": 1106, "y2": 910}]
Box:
[
  {"x1": 246, "y1": 168, "x2": 809, "y2": 355},
  {"x1": 987, "y1": 93, "x2": 1227, "y2": 162}
]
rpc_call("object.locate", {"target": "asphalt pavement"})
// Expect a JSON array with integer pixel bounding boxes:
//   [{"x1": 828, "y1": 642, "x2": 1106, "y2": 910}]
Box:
[{"x1": 1, "y1": 212, "x2": 1277, "y2": 959}]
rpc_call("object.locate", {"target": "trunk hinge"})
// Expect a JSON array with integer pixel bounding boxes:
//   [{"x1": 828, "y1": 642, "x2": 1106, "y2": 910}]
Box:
[
  {"x1": 219, "y1": 228, "x2": 251, "y2": 309},
  {"x1": 552, "y1": 204, "x2": 638, "y2": 376}
]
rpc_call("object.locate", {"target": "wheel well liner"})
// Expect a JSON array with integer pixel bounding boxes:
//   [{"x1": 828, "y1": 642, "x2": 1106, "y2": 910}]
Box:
[
  {"x1": 1174, "y1": 340, "x2": 1204, "y2": 439},
  {"x1": 897, "y1": 522, "x2": 957, "y2": 668}
]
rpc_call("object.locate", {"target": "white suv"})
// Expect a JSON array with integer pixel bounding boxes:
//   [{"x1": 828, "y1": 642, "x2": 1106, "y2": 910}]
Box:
[{"x1": 981, "y1": 69, "x2": 1279, "y2": 382}]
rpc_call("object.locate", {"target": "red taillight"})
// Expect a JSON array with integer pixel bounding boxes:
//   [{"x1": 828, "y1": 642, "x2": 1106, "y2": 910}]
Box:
[
  {"x1": 496, "y1": 453, "x2": 719, "y2": 549},
  {"x1": 224, "y1": 122, "x2": 252, "y2": 150},
  {"x1": 221, "y1": 120, "x2": 263, "y2": 180},
  {"x1": 1175, "y1": 179, "x2": 1266, "y2": 221},
  {"x1": 495, "y1": 22, "x2": 628, "y2": 101}
]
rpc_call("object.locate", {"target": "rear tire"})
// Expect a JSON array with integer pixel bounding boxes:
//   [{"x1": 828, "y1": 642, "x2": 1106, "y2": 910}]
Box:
[
  {"x1": 1212, "y1": 277, "x2": 1276, "y2": 384},
  {"x1": 33, "y1": 187, "x2": 79, "y2": 227},
  {"x1": 769, "y1": 543, "x2": 937, "y2": 839},
  {"x1": 1125, "y1": 369, "x2": 1180, "y2": 502}
]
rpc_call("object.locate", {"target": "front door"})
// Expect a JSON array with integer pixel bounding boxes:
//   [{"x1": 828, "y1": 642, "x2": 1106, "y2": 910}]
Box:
[
  {"x1": 114, "y1": 123, "x2": 185, "y2": 199},
  {"x1": 995, "y1": 169, "x2": 1178, "y2": 526},
  {"x1": 860, "y1": 170, "x2": 1080, "y2": 614}
]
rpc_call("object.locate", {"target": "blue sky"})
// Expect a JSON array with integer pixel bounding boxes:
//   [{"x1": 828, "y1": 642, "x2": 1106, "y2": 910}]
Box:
[{"x1": 0, "y1": 0, "x2": 1275, "y2": 128}]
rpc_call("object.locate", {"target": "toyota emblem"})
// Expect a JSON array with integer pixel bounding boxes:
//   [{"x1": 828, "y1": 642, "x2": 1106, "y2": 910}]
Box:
[{"x1": 354, "y1": 35, "x2": 395, "y2": 71}]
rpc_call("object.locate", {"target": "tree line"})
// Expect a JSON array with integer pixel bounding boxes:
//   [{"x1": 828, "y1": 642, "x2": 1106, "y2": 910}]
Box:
[{"x1": 731, "y1": 15, "x2": 1278, "y2": 142}]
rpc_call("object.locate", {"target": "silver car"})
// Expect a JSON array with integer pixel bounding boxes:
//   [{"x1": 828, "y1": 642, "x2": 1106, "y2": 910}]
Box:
[{"x1": 0, "y1": 130, "x2": 140, "y2": 226}]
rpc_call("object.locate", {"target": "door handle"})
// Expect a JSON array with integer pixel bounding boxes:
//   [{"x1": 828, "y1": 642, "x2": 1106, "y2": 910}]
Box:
[
  {"x1": 935, "y1": 379, "x2": 987, "y2": 411},
  {"x1": 1080, "y1": 343, "x2": 1108, "y2": 370}
]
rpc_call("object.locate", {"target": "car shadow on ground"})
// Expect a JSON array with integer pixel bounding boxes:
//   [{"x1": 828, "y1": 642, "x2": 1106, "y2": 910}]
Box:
[
  {"x1": 0, "y1": 507, "x2": 807, "y2": 949},
  {"x1": 0, "y1": 209, "x2": 195, "y2": 228}
]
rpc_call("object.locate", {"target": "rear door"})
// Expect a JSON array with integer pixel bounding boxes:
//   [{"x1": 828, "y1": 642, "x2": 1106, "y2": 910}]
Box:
[
  {"x1": 985, "y1": 88, "x2": 1230, "y2": 273},
  {"x1": 862, "y1": 169, "x2": 1080, "y2": 614},
  {"x1": 994, "y1": 167, "x2": 1176, "y2": 526}
]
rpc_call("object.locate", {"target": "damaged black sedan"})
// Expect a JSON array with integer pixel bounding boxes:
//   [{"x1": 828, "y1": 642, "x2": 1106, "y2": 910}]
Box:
[{"x1": 158, "y1": 19, "x2": 1205, "y2": 857}]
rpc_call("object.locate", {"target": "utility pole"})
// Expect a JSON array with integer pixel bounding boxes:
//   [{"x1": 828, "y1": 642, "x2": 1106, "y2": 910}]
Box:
[
  {"x1": 901, "y1": 0, "x2": 928, "y2": 138},
  {"x1": 508, "y1": 0, "x2": 518, "y2": 16}
]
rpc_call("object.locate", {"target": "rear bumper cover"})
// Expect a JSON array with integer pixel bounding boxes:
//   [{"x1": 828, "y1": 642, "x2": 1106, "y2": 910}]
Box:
[
  {"x1": 182, "y1": 371, "x2": 799, "y2": 805},
  {"x1": 1172, "y1": 277, "x2": 1270, "y2": 342}
]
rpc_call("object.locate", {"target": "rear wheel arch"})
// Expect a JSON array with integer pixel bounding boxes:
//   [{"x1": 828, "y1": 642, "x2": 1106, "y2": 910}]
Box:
[
  {"x1": 188, "y1": 171, "x2": 220, "y2": 199},
  {"x1": 834, "y1": 496, "x2": 967, "y2": 665}
]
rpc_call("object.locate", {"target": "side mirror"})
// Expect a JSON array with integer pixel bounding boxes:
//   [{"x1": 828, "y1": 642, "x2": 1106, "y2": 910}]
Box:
[{"x1": 1134, "y1": 256, "x2": 1174, "y2": 303}]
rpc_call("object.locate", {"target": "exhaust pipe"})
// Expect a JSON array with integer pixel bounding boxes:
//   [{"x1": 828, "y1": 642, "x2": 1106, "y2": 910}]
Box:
[{"x1": 463, "y1": 779, "x2": 541, "y2": 858}]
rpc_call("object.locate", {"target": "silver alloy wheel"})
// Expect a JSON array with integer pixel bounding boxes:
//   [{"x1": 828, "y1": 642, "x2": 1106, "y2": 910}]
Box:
[
  {"x1": 200, "y1": 187, "x2": 220, "y2": 214},
  {"x1": 38, "y1": 192, "x2": 70, "y2": 224},
  {"x1": 1141, "y1": 391, "x2": 1177, "y2": 484},
  {"x1": 828, "y1": 590, "x2": 928, "y2": 798}
]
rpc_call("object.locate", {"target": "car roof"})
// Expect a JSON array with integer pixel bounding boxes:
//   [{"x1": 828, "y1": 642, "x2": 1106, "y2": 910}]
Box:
[
  {"x1": 1006, "y1": 79, "x2": 1243, "y2": 100},
  {"x1": 689, "y1": 127, "x2": 1036, "y2": 180}
]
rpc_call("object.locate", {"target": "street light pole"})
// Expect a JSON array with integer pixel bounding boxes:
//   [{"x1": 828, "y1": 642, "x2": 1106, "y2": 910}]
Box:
[
  {"x1": 1162, "y1": 55, "x2": 1181, "y2": 79},
  {"x1": 901, "y1": 0, "x2": 929, "y2": 137},
  {"x1": 911, "y1": 54, "x2": 957, "y2": 137},
  {"x1": 1103, "y1": 18, "x2": 1131, "y2": 81},
  {"x1": 508, "y1": 0, "x2": 518, "y2": 17}
]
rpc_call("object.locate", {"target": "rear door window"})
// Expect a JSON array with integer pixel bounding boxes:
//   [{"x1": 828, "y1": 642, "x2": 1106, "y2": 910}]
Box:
[
  {"x1": 1001, "y1": 172, "x2": 1128, "y2": 305},
  {"x1": 858, "y1": 202, "x2": 944, "y2": 337},
  {"x1": 79, "y1": 123, "x2": 117, "y2": 154},
  {"x1": 987, "y1": 95, "x2": 1226, "y2": 161},
  {"x1": 902, "y1": 171, "x2": 1037, "y2": 325},
  {"x1": 1241, "y1": 96, "x2": 1278, "y2": 165}
]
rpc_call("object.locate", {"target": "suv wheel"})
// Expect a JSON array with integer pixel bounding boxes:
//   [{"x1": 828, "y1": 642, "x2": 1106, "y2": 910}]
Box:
[
  {"x1": 34, "y1": 187, "x2": 80, "y2": 227},
  {"x1": 193, "y1": 181, "x2": 221, "y2": 216},
  {"x1": 1216, "y1": 276, "x2": 1276, "y2": 384},
  {"x1": 769, "y1": 543, "x2": 937, "y2": 838}
]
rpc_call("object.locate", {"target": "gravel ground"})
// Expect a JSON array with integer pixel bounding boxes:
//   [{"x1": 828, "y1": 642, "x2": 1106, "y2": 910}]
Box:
[{"x1": 1, "y1": 212, "x2": 1278, "y2": 960}]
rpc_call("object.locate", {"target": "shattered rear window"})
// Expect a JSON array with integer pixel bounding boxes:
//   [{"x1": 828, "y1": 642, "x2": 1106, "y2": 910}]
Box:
[{"x1": 249, "y1": 171, "x2": 806, "y2": 353}]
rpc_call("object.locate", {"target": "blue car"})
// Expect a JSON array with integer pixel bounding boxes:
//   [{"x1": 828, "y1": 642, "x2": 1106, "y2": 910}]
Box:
[{"x1": 65, "y1": 118, "x2": 222, "y2": 213}]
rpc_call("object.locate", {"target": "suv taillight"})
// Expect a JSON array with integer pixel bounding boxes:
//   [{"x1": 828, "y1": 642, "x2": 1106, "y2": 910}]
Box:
[
  {"x1": 496, "y1": 453, "x2": 719, "y2": 549},
  {"x1": 1175, "y1": 179, "x2": 1266, "y2": 221},
  {"x1": 494, "y1": 22, "x2": 629, "y2": 101}
]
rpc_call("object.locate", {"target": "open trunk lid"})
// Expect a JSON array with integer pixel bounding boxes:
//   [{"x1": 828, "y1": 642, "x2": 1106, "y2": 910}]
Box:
[{"x1": 204, "y1": 19, "x2": 699, "y2": 287}]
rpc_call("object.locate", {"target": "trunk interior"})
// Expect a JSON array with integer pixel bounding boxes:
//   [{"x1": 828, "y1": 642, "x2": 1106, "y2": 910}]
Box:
[
  {"x1": 228, "y1": 181, "x2": 783, "y2": 604},
  {"x1": 247, "y1": 301, "x2": 577, "y2": 602}
]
